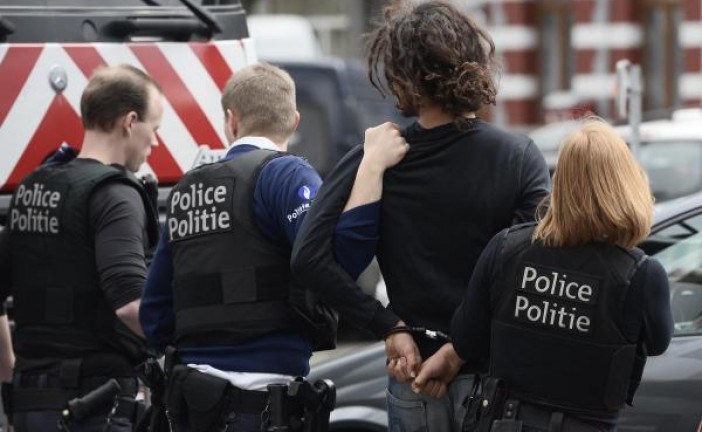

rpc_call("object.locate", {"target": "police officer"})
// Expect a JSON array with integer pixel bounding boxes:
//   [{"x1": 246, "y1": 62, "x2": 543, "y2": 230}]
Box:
[
  {"x1": 413, "y1": 119, "x2": 675, "y2": 431},
  {"x1": 0, "y1": 64, "x2": 162, "y2": 431},
  {"x1": 139, "y1": 62, "x2": 408, "y2": 432}
]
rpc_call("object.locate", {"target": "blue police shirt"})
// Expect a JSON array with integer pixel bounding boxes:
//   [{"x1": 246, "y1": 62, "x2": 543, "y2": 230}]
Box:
[{"x1": 140, "y1": 138, "x2": 378, "y2": 376}]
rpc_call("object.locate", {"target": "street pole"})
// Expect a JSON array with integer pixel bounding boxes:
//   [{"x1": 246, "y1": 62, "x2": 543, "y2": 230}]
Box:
[
  {"x1": 629, "y1": 64, "x2": 642, "y2": 161},
  {"x1": 615, "y1": 59, "x2": 642, "y2": 161}
]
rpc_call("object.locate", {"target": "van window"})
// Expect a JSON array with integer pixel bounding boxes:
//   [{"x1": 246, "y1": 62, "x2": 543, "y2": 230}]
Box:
[{"x1": 0, "y1": 0, "x2": 248, "y2": 43}]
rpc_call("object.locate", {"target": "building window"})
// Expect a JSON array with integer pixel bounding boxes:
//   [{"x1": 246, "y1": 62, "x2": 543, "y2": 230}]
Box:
[
  {"x1": 537, "y1": 0, "x2": 574, "y2": 96},
  {"x1": 642, "y1": 0, "x2": 683, "y2": 109}
]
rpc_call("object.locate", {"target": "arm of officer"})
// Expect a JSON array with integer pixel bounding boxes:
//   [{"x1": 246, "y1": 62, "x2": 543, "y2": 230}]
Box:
[
  {"x1": 412, "y1": 232, "x2": 503, "y2": 397},
  {"x1": 260, "y1": 153, "x2": 405, "y2": 350},
  {"x1": 0, "y1": 312, "x2": 14, "y2": 383},
  {"x1": 332, "y1": 123, "x2": 409, "y2": 280},
  {"x1": 254, "y1": 153, "x2": 323, "y2": 247},
  {"x1": 0, "y1": 231, "x2": 14, "y2": 383},
  {"x1": 90, "y1": 182, "x2": 148, "y2": 338},
  {"x1": 340, "y1": 123, "x2": 420, "y2": 381},
  {"x1": 290, "y1": 143, "x2": 402, "y2": 339},
  {"x1": 343, "y1": 123, "x2": 409, "y2": 212},
  {"x1": 0, "y1": 230, "x2": 10, "y2": 304},
  {"x1": 115, "y1": 300, "x2": 143, "y2": 338},
  {"x1": 333, "y1": 203, "x2": 381, "y2": 280},
  {"x1": 140, "y1": 229, "x2": 176, "y2": 353},
  {"x1": 411, "y1": 343, "x2": 463, "y2": 398},
  {"x1": 512, "y1": 140, "x2": 551, "y2": 224},
  {"x1": 635, "y1": 258, "x2": 674, "y2": 355},
  {"x1": 450, "y1": 230, "x2": 504, "y2": 367}
]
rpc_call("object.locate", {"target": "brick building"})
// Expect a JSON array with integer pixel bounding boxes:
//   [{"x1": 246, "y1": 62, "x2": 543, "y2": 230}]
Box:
[
  {"x1": 248, "y1": 0, "x2": 701, "y2": 127},
  {"x1": 483, "y1": 0, "x2": 701, "y2": 126}
]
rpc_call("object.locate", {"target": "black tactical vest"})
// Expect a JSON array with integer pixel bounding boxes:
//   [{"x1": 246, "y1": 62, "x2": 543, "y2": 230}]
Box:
[
  {"x1": 168, "y1": 149, "x2": 336, "y2": 350},
  {"x1": 490, "y1": 224, "x2": 646, "y2": 414},
  {"x1": 8, "y1": 159, "x2": 159, "y2": 370}
]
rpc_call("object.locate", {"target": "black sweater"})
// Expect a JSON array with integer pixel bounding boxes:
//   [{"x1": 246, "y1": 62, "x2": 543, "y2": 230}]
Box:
[{"x1": 292, "y1": 119, "x2": 551, "y2": 359}]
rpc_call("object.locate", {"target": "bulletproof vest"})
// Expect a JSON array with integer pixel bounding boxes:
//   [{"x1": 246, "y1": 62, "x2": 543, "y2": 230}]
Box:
[
  {"x1": 168, "y1": 149, "x2": 336, "y2": 349},
  {"x1": 490, "y1": 224, "x2": 646, "y2": 414},
  {"x1": 8, "y1": 159, "x2": 159, "y2": 368}
]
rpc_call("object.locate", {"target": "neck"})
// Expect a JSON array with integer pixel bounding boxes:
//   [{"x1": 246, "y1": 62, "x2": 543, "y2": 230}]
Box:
[
  {"x1": 273, "y1": 137, "x2": 288, "y2": 152},
  {"x1": 417, "y1": 104, "x2": 476, "y2": 129},
  {"x1": 78, "y1": 130, "x2": 125, "y2": 167},
  {"x1": 235, "y1": 131, "x2": 289, "y2": 152}
]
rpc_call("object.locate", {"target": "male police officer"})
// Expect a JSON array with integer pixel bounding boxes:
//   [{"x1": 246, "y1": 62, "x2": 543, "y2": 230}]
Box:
[
  {"x1": 0, "y1": 64, "x2": 162, "y2": 431},
  {"x1": 139, "y1": 62, "x2": 407, "y2": 432}
]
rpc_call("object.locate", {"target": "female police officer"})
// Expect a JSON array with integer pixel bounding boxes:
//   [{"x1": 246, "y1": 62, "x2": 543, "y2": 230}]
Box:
[{"x1": 413, "y1": 119, "x2": 674, "y2": 431}]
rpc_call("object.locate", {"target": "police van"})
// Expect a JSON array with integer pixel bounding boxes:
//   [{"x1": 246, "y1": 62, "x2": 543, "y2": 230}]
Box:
[{"x1": 0, "y1": 0, "x2": 255, "y2": 227}]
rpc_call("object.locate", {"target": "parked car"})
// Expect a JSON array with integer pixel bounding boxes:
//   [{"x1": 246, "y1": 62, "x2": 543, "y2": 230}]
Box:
[
  {"x1": 309, "y1": 192, "x2": 702, "y2": 432},
  {"x1": 529, "y1": 108, "x2": 702, "y2": 203},
  {"x1": 527, "y1": 119, "x2": 582, "y2": 174}
]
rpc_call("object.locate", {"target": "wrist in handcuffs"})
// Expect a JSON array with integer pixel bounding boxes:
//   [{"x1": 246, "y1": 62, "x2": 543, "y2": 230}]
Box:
[
  {"x1": 383, "y1": 325, "x2": 413, "y2": 341},
  {"x1": 383, "y1": 324, "x2": 452, "y2": 343}
]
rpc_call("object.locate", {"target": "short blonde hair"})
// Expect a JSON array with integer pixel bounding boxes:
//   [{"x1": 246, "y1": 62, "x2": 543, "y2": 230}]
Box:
[
  {"x1": 221, "y1": 63, "x2": 297, "y2": 141},
  {"x1": 533, "y1": 118, "x2": 654, "y2": 248}
]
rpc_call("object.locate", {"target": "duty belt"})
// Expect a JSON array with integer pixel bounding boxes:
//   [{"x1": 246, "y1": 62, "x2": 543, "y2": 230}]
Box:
[
  {"x1": 221, "y1": 385, "x2": 273, "y2": 415},
  {"x1": 12, "y1": 374, "x2": 137, "y2": 412}
]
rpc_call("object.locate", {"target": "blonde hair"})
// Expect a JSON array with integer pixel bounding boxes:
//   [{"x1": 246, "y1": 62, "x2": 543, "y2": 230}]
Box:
[
  {"x1": 533, "y1": 118, "x2": 654, "y2": 248},
  {"x1": 221, "y1": 63, "x2": 297, "y2": 141}
]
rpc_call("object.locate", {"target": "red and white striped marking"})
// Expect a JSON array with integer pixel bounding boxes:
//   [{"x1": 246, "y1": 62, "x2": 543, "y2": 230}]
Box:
[{"x1": 0, "y1": 40, "x2": 254, "y2": 192}]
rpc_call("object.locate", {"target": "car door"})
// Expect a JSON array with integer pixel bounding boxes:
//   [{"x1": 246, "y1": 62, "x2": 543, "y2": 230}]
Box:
[{"x1": 620, "y1": 210, "x2": 702, "y2": 432}]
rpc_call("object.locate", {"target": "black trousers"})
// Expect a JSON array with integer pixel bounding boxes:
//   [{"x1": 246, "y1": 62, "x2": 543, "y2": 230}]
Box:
[
  {"x1": 517, "y1": 404, "x2": 615, "y2": 432},
  {"x1": 11, "y1": 373, "x2": 138, "y2": 432},
  {"x1": 14, "y1": 410, "x2": 132, "y2": 432}
]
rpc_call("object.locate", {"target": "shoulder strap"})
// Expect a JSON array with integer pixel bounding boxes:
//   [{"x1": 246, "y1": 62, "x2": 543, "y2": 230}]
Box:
[
  {"x1": 221, "y1": 149, "x2": 283, "y2": 232},
  {"x1": 624, "y1": 249, "x2": 648, "y2": 286},
  {"x1": 501, "y1": 222, "x2": 537, "y2": 262},
  {"x1": 222, "y1": 148, "x2": 282, "y2": 181}
]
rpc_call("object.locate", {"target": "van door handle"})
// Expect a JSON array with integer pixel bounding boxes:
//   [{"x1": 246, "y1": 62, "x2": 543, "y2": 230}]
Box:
[{"x1": 103, "y1": 18, "x2": 209, "y2": 41}]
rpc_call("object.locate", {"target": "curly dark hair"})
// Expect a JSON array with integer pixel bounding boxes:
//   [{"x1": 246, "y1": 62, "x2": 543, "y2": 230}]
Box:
[{"x1": 367, "y1": 1, "x2": 498, "y2": 122}]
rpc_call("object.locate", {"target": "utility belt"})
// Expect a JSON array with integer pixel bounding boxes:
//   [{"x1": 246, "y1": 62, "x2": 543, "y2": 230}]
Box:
[
  {"x1": 165, "y1": 364, "x2": 336, "y2": 432},
  {"x1": 7, "y1": 359, "x2": 143, "y2": 430},
  {"x1": 467, "y1": 398, "x2": 561, "y2": 432},
  {"x1": 462, "y1": 376, "x2": 612, "y2": 432},
  {"x1": 11, "y1": 372, "x2": 137, "y2": 413}
]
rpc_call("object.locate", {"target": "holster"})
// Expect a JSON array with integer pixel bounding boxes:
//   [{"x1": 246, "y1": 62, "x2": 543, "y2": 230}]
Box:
[
  {"x1": 109, "y1": 395, "x2": 145, "y2": 427},
  {"x1": 135, "y1": 357, "x2": 169, "y2": 432},
  {"x1": 462, "y1": 376, "x2": 509, "y2": 432},
  {"x1": 2, "y1": 382, "x2": 12, "y2": 425},
  {"x1": 165, "y1": 365, "x2": 269, "y2": 432},
  {"x1": 165, "y1": 365, "x2": 232, "y2": 432},
  {"x1": 490, "y1": 400, "x2": 522, "y2": 432},
  {"x1": 626, "y1": 342, "x2": 647, "y2": 406},
  {"x1": 287, "y1": 377, "x2": 336, "y2": 432}
]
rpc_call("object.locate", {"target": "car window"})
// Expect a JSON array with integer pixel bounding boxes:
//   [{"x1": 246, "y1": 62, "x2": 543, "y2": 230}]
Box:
[
  {"x1": 654, "y1": 213, "x2": 702, "y2": 241},
  {"x1": 641, "y1": 207, "x2": 702, "y2": 255},
  {"x1": 528, "y1": 120, "x2": 581, "y2": 152},
  {"x1": 653, "y1": 230, "x2": 702, "y2": 335},
  {"x1": 640, "y1": 141, "x2": 702, "y2": 202}
]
